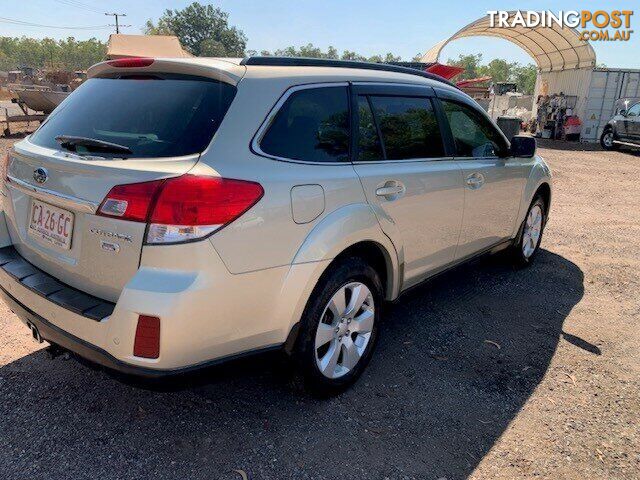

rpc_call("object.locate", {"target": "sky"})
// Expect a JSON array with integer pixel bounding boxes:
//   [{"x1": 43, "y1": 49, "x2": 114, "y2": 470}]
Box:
[{"x1": 2, "y1": 0, "x2": 639, "y2": 68}]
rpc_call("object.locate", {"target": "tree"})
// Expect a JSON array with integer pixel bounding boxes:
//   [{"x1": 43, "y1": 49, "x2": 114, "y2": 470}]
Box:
[
  {"x1": 447, "y1": 53, "x2": 538, "y2": 94},
  {"x1": 263, "y1": 43, "x2": 402, "y2": 63},
  {"x1": 145, "y1": 2, "x2": 247, "y2": 57},
  {"x1": 446, "y1": 53, "x2": 485, "y2": 80},
  {"x1": 0, "y1": 36, "x2": 106, "y2": 71},
  {"x1": 511, "y1": 64, "x2": 537, "y2": 94},
  {"x1": 479, "y1": 58, "x2": 516, "y2": 83}
]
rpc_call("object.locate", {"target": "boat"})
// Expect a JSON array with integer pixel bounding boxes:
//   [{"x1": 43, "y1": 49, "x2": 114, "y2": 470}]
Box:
[{"x1": 8, "y1": 84, "x2": 70, "y2": 114}]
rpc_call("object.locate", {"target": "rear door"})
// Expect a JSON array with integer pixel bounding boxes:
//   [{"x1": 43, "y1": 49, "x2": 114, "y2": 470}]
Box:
[
  {"x1": 3, "y1": 72, "x2": 237, "y2": 302},
  {"x1": 435, "y1": 89, "x2": 526, "y2": 260},
  {"x1": 350, "y1": 84, "x2": 464, "y2": 288}
]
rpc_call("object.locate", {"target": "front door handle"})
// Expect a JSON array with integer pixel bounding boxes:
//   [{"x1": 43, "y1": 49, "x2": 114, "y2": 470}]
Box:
[
  {"x1": 376, "y1": 181, "x2": 405, "y2": 199},
  {"x1": 465, "y1": 173, "x2": 485, "y2": 189}
]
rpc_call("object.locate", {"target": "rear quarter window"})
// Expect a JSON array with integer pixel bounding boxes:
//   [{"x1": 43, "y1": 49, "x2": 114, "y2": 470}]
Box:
[
  {"x1": 30, "y1": 76, "x2": 236, "y2": 158},
  {"x1": 259, "y1": 86, "x2": 350, "y2": 163}
]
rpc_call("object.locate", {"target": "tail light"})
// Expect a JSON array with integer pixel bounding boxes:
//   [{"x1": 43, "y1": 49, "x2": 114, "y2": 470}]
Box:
[
  {"x1": 97, "y1": 174, "x2": 264, "y2": 245},
  {"x1": 133, "y1": 315, "x2": 160, "y2": 359}
]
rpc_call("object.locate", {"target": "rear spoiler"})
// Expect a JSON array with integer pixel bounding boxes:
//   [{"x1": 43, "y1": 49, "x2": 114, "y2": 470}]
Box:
[{"x1": 87, "y1": 57, "x2": 246, "y2": 86}]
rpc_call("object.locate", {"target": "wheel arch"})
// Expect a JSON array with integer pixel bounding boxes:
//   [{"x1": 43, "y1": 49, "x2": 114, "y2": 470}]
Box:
[{"x1": 534, "y1": 182, "x2": 552, "y2": 220}]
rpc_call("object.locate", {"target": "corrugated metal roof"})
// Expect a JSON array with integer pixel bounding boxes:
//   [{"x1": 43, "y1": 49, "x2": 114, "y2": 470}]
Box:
[{"x1": 421, "y1": 11, "x2": 596, "y2": 73}]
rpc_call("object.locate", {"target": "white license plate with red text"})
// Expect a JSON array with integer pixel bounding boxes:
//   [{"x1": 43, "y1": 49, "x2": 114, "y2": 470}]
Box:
[{"x1": 28, "y1": 199, "x2": 74, "y2": 250}]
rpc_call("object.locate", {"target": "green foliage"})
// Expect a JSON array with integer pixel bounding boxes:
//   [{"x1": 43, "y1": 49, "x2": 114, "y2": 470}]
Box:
[
  {"x1": 145, "y1": 2, "x2": 247, "y2": 57},
  {"x1": 511, "y1": 64, "x2": 537, "y2": 95},
  {"x1": 447, "y1": 53, "x2": 538, "y2": 94},
  {"x1": 447, "y1": 53, "x2": 484, "y2": 79},
  {"x1": 0, "y1": 36, "x2": 106, "y2": 71},
  {"x1": 251, "y1": 43, "x2": 401, "y2": 63}
]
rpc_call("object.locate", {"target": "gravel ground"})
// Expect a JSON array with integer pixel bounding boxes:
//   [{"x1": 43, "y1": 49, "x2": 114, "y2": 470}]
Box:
[{"x1": 0, "y1": 136, "x2": 638, "y2": 479}]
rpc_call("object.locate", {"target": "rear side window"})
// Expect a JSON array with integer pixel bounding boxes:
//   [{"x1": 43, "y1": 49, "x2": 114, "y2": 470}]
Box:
[
  {"x1": 440, "y1": 100, "x2": 507, "y2": 158},
  {"x1": 30, "y1": 76, "x2": 236, "y2": 158},
  {"x1": 260, "y1": 86, "x2": 350, "y2": 162},
  {"x1": 367, "y1": 96, "x2": 445, "y2": 160}
]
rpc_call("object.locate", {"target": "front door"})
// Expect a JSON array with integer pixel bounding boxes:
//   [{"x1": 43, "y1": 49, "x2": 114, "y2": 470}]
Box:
[
  {"x1": 436, "y1": 93, "x2": 526, "y2": 260},
  {"x1": 350, "y1": 84, "x2": 464, "y2": 287},
  {"x1": 623, "y1": 102, "x2": 640, "y2": 141}
]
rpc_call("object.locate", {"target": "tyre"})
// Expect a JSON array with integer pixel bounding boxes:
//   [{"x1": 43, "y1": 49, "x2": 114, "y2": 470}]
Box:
[
  {"x1": 600, "y1": 128, "x2": 618, "y2": 150},
  {"x1": 293, "y1": 257, "x2": 382, "y2": 397},
  {"x1": 509, "y1": 196, "x2": 546, "y2": 267}
]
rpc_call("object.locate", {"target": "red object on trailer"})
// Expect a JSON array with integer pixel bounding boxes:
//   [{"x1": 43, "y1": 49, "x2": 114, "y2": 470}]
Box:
[{"x1": 425, "y1": 63, "x2": 465, "y2": 80}]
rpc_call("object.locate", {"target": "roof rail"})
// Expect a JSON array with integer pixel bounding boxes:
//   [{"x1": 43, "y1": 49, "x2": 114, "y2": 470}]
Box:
[{"x1": 239, "y1": 56, "x2": 457, "y2": 88}]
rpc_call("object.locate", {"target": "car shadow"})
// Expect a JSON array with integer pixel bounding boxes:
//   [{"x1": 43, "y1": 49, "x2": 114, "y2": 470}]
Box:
[{"x1": 0, "y1": 249, "x2": 584, "y2": 480}]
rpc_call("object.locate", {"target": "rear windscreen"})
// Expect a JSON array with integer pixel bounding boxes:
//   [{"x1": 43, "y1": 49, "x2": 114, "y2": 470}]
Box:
[{"x1": 30, "y1": 76, "x2": 236, "y2": 158}]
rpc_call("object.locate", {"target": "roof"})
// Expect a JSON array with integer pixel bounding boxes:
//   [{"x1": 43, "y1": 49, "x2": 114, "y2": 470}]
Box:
[
  {"x1": 239, "y1": 57, "x2": 457, "y2": 87},
  {"x1": 106, "y1": 34, "x2": 193, "y2": 59},
  {"x1": 421, "y1": 11, "x2": 596, "y2": 73}
]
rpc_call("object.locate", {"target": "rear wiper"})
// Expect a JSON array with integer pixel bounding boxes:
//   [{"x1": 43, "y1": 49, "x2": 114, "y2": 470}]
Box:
[{"x1": 55, "y1": 135, "x2": 132, "y2": 155}]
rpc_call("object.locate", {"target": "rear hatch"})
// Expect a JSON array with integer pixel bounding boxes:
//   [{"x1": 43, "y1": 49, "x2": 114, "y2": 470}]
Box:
[{"x1": 3, "y1": 58, "x2": 242, "y2": 302}]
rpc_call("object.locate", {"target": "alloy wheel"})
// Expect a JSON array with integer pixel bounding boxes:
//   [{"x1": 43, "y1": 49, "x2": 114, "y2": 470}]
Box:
[
  {"x1": 522, "y1": 204, "x2": 543, "y2": 258},
  {"x1": 314, "y1": 282, "x2": 375, "y2": 379}
]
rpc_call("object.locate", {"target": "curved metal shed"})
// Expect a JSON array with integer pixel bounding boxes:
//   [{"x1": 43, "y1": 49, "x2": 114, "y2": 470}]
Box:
[{"x1": 421, "y1": 11, "x2": 596, "y2": 73}]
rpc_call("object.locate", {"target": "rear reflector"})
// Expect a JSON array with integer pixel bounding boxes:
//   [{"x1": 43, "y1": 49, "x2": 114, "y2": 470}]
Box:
[
  {"x1": 107, "y1": 57, "x2": 154, "y2": 68},
  {"x1": 97, "y1": 175, "x2": 263, "y2": 244},
  {"x1": 133, "y1": 315, "x2": 160, "y2": 359}
]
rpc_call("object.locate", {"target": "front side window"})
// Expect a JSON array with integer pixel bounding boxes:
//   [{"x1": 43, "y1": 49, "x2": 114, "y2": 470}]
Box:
[
  {"x1": 367, "y1": 96, "x2": 445, "y2": 160},
  {"x1": 441, "y1": 100, "x2": 507, "y2": 158},
  {"x1": 260, "y1": 86, "x2": 350, "y2": 162},
  {"x1": 626, "y1": 103, "x2": 640, "y2": 117}
]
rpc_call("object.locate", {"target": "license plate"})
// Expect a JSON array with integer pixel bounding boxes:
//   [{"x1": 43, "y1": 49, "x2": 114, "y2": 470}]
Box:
[{"x1": 28, "y1": 199, "x2": 74, "y2": 250}]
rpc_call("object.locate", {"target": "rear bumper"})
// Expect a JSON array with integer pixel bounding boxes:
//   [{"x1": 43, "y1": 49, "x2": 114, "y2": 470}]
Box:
[
  {"x1": 0, "y1": 284, "x2": 280, "y2": 378},
  {"x1": 0, "y1": 238, "x2": 309, "y2": 375}
]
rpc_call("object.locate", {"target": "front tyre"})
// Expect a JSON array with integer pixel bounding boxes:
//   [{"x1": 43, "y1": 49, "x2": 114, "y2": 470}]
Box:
[
  {"x1": 510, "y1": 196, "x2": 546, "y2": 267},
  {"x1": 600, "y1": 128, "x2": 617, "y2": 150},
  {"x1": 294, "y1": 257, "x2": 382, "y2": 397}
]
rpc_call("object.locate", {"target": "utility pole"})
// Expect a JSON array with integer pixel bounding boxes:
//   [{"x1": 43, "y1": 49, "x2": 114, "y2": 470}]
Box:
[{"x1": 105, "y1": 12, "x2": 127, "y2": 34}]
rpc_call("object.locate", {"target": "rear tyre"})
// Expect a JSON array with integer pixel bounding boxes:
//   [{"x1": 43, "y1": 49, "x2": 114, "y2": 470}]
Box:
[
  {"x1": 600, "y1": 128, "x2": 618, "y2": 150},
  {"x1": 293, "y1": 257, "x2": 382, "y2": 397},
  {"x1": 509, "y1": 196, "x2": 546, "y2": 268}
]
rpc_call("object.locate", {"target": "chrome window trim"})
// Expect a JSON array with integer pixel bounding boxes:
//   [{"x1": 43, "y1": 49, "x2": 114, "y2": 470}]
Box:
[
  {"x1": 351, "y1": 156, "x2": 455, "y2": 165},
  {"x1": 251, "y1": 82, "x2": 352, "y2": 166},
  {"x1": 6, "y1": 175, "x2": 99, "y2": 214}
]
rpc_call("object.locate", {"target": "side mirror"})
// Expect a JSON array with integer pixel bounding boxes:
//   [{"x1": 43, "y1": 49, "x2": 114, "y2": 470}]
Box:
[
  {"x1": 620, "y1": 109, "x2": 627, "y2": 117},
  {"x1": 510, "y1": 135, "x2": 536, "y2": 158}
]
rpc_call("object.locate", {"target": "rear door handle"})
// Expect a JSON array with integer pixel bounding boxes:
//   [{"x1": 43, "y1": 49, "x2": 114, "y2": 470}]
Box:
[
  {"x1": 465, "y1": 173, "x2": 485, "y2": 189},
  {"x1": 376, "y1": 181, "x2": 405, "y2": 199}
]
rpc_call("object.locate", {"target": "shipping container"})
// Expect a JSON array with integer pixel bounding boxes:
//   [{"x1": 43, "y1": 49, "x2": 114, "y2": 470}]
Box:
[{"x1": 581, "y1": 68, "x2": 640, "y2": 142}]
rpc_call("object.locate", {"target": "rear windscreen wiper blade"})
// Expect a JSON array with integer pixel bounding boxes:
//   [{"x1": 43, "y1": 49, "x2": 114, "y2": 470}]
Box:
[{"x1": 55, "y1": 135, "x2": 132, "y2": 155}]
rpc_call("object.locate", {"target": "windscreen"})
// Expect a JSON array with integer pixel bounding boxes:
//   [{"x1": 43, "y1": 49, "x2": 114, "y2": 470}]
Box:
[{"x1": 30, "y1": 75, "x2": 236, "y2": 158}]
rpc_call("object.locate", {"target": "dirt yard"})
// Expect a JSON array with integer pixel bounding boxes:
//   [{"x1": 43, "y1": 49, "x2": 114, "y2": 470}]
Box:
[{"x1": 0, "y1": 136, "x2": 638, "y2": 480}]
